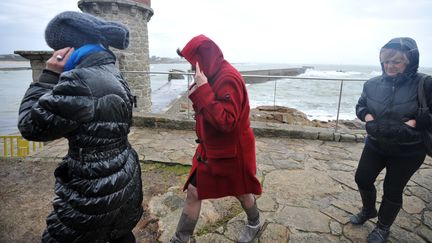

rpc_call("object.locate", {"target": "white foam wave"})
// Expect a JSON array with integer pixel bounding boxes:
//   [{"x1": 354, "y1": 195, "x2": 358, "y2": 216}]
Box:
[
  {"x1": 299, "y1": 68, "x2": 369, "y2": 79},
  {"x1": 369, "y1": 70, "x2": 381, "y2": 76}
]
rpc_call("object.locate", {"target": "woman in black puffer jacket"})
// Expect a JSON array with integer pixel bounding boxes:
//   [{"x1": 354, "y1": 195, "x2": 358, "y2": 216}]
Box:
[
  {"x1": 351, "y1": 37, "x2": 432, "y2": 243},
  {"x1": 18, "y1": 11, "x2": 143, "y2": 243}
]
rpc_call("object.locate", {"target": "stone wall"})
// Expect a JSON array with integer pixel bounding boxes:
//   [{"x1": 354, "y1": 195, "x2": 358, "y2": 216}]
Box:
[
  {"x1": 132, "y1": 113, "x2": 367, "y2": 143},
  {"x1": 78, "y1": 0, "x2": 154, "y2": 112}
]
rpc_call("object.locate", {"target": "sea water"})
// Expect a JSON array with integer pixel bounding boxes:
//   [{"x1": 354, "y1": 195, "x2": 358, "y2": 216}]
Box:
[
  {"x1": 2, "y1": 61, "x2": 432, "y2": 135},
  {"x1": 0, "y1": 61, "x2": 32, "y2": 135}
]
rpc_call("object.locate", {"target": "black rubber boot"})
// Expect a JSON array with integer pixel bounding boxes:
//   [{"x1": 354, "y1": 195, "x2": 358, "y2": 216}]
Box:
[
  {"x1": 367, "y1": 198, "x2": 401, "y2": 243},
  {"x1": 350, "y1": 188, "x2": 378, "y2": 225},
  {"x1": 169, "y1": 213, "x2": 198, "y2": 243}
]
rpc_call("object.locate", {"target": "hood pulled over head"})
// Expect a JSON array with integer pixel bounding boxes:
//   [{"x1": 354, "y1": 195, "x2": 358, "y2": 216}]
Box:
[
  {"x1": 380, "y1": 37, "x2": 419, "y2": 76},
  {"x1": 179, "y1": 35, "x2": 225, "y2": 79}
]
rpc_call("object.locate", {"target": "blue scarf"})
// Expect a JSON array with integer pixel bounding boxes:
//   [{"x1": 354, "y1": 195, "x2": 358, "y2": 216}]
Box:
[{"x1": 64, "y1": 44, "x2": 105, "y2": 71}]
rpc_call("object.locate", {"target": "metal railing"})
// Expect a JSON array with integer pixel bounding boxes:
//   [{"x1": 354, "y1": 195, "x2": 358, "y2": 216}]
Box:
[
  {"x1": 123, "y1": 71, "x2": 367, "y2": 132},
  {"x1": 1, "y1": 135, "x2": 43, "y2": 157}
]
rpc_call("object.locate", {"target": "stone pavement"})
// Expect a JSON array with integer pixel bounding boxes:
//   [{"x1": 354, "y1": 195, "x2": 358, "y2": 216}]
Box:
[{"x1": 26, "y1": 125, "x2": 432, "y2": 243}]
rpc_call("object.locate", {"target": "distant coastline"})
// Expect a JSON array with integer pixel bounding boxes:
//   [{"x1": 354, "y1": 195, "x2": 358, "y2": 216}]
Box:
[
  {"x1": 0, "y1": 54, "x2": 27, "y2": 62},
  {"x1": 0, "y1": 53, "x2": 185, "y2": 65},
  {"x1": 0, "y1": 67, "x2": 31, "y2": 71},
  {"x1": 0, "y1": 54, "x2": 185, "y2": 71},
  {"x1": 0, "y1": 55, "x2": 30, "y2": 71}
]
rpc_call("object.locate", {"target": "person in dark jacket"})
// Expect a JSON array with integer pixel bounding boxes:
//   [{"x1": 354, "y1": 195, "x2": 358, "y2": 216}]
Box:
[
  {"x1": 169, "y1": 35, "x2": 263, "y2": 243},
  {"x1": 351, "y1": 37, "x2": 432, "y2": 243},
  {"x1": 18, "y1": 11, "x2": 143, "y2": 243}
]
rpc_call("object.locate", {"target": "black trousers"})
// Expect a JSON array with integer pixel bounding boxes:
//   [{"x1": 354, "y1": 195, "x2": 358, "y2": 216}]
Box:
[
  {"x1": 354, "y1": 142, "x2": 425, "y2": 204},
  {"x1": 110, "y1": 231, "x2": 135, "y2": 243}
]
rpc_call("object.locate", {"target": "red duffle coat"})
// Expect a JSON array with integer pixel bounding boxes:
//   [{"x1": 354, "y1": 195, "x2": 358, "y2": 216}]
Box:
[{"x1": 180, "y1": 35, "x2": 262, "y2": 199}]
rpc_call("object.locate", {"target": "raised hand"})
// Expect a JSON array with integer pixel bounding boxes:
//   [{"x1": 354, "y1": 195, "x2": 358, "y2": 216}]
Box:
[
  {"x1": 46, "y1": 47, "x2": 74, "y2": 74},
  {"x1": 189, "y1": 61, "x2": 208, "y2": 93}
]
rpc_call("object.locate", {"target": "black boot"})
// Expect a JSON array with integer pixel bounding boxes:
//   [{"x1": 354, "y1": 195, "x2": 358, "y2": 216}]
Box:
[
  {"x1": 169, "y1": 213, "x2": 198, "y2": 243},
  {"x1": 367, "y1": 198, "x2": 401, "y2": 243},
  {"x1": 350, "y1": 188, "x2": 378, "y2": 225}
]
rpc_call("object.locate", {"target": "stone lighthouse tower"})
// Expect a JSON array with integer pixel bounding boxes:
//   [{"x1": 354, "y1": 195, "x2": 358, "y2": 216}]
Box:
[{"x1": 78, "y1": 0, "x2": 154, "y2": 113}]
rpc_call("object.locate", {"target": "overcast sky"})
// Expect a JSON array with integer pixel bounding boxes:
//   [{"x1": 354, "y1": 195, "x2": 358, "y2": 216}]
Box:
[{"x1": 1, "y1": 0, "x2": 431, "y2": 66}]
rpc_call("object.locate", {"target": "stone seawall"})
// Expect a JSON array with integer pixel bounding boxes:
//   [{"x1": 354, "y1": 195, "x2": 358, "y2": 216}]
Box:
[
  {"x1": 133, "y1": 113, "x2": 366, "y2": 143},
  {"x1": 240, "y1": 67, "x2": 307, "y2": 84}
]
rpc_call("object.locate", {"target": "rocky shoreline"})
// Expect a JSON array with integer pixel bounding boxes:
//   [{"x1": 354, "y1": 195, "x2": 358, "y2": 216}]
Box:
[{"x1": 250, "y1": 105, "x2": 365, "y2": 132}]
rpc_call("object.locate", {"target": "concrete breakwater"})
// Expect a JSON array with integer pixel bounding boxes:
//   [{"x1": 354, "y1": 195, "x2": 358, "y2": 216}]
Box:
[
  {"x1": 164, "y1": 67, "x2": 309, "y2": 116},
  {"x1": 165, "y1": 67, "x2": 308, "y2": 83},
  {"x1": 240, "y1": 67, "x2": 307, "y2": 84}
]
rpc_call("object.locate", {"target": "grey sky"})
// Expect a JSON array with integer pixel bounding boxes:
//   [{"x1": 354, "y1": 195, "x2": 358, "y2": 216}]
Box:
[{"x1": 1, "y1": 0, "x2": 431, "y2": 66}]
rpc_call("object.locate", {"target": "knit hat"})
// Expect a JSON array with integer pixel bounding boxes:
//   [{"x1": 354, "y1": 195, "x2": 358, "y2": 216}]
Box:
[{"x1": 45, "y1": 11, "x2": 129, "y2": 50}]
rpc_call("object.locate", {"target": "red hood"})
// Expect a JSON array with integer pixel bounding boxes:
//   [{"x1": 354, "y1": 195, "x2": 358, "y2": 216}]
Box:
[{"x1": 180, "y1": 35, "x2": 225, "y2": 79}]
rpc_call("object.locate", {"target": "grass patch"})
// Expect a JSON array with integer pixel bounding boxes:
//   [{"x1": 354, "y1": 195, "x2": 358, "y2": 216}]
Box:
[
  {"x1": 141, "y1": 161, "x2": 190, "y2": 175},
  {"x1": 195, "y1": 203, "x2": 243, "y2": 236}
]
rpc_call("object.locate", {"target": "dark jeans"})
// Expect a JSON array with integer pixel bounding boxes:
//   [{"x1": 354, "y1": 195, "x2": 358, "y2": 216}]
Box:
[
  {"x1": 354, "y1": 142, "x2": 425, "y2": 204},
  {"x1": 110, "y1": 232, "x2": 135, "y2": 243}
]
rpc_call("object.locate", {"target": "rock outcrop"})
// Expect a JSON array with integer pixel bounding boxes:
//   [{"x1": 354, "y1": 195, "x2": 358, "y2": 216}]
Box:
[{"x1": 250, "y1": 105, "x2": 365, "y2": 132}]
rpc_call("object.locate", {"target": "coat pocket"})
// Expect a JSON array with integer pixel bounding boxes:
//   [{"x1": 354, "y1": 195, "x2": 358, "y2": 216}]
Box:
[
  {"x1": 205, "y1": 145, "x2": 237, "y2": 177},
  {"x1": 365, "y1": 120, "x2": 379, "y2": 137},
  {"x1": 399, "y1": 123, "x2": 422, "y2": 142}
]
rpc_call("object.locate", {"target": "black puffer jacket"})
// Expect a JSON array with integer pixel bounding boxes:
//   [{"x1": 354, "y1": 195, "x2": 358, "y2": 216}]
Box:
[
  {"x1": 18, "y1": 50, "x2": 143, "y2": 242},
  {"x1": 356, "y1": 37, "x2": 432, "y2": 145}
]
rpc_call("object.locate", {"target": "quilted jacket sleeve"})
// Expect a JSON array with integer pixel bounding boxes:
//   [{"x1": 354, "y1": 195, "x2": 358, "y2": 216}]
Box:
[
  {"x1": 416, "y1": 74, "x2": 432, "y2": 130},
  {"x1": 424, "y1": 75, "x2": 432, "y2": 109},
  {"x1": 18, "y1": 70, "x2": 95, "y2": 141},
  {"x1": 355, "y1": 82, "x2": 369, "y2": 122}
]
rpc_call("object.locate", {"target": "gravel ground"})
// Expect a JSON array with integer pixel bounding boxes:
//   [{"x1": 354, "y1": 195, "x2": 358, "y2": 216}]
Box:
[{"x1": 0, "y1": 158, "x2": 190, "y2": 242}]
